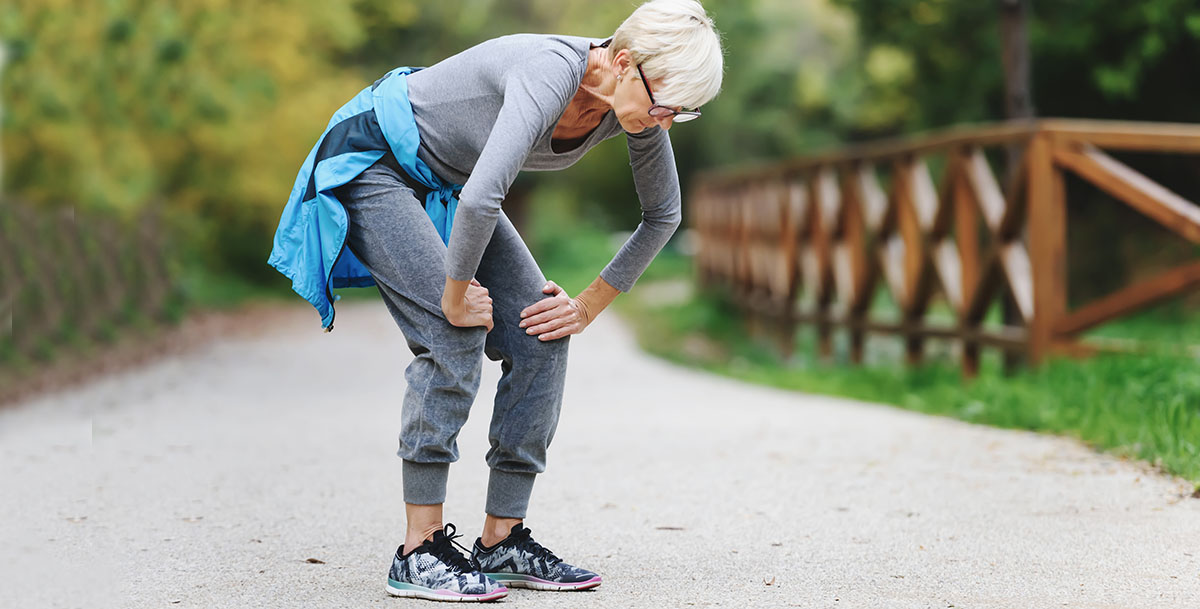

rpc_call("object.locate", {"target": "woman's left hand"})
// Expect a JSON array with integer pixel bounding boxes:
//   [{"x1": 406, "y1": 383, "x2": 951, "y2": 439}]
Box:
[{"x1": 519, "y1": 280, "x2": 589, "y2": 341}]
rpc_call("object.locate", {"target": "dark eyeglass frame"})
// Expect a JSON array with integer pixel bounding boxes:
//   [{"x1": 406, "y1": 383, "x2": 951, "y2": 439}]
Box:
[{"x1": 636, "y1": 64, "x2": 701, "y2": 123}]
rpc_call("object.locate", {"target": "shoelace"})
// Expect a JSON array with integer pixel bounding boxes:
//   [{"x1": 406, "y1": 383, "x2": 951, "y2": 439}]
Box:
[
  {"x1": 511, "y1": 526, "x2": 562, "y2": 566},
  {"x1": 424, "y1": 524, "x2": 480, "y2": 574}
]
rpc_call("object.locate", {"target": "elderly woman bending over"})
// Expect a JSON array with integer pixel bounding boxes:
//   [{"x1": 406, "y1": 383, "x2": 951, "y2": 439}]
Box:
[{"x1": 268, "y1": 0, "x2": 724, "y2": 601}]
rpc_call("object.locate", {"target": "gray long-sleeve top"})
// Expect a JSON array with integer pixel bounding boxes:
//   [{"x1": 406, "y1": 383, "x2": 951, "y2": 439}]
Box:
[{"x1": 405, "y1": 34, "x2": 682, "y2": 292}]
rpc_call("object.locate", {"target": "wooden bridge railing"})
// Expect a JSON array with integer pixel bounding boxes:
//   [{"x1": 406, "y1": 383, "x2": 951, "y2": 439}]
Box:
[{"x1": 689, "y1": 120, "x2": 1200, "y2": 375}]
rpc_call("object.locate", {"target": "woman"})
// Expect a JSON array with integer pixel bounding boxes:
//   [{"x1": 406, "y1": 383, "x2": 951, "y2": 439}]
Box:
[{"x1": 268, "y1": 0, "x2": 723, "y2": 601}]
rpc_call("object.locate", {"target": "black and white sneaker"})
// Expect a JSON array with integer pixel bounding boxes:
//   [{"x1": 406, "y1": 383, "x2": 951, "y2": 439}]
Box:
[
  {"x1": 472, "y1": 524, "x2": 602, "y2": 591},
  {"x1": 387, "y1": 524, "x2": 508, "y2": 602}
]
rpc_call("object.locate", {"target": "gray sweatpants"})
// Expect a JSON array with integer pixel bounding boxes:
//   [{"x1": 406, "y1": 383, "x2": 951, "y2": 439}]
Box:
[{"x1": 334, "y1": 153, "x2": 569, "y2": 519}]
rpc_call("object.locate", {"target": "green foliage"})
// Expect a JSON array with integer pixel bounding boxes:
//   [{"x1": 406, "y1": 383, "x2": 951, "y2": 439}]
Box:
[
  {"x1": 524, "y1": 185, "x2": 616, "y2": 296},
  {"x1": 3, "y1": 0, "x2": 891, "y2": 278},
  {"x1": 6, "y1": 0, "x2": 1200, "y2": 315},
  {"x1": 4, "y1": 0, "x2": 372, "y2": 276},
  {"x1": 833, "y1": 0, "x2": 1200, "y2": 127},
  {"x1": 529, "y1": 184, "x2": 694, "y2": 300}
]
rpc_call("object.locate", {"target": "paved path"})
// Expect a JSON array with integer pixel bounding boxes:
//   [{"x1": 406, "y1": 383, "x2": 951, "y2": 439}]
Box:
[{"x1": 3, "y1": 300, "x2": 1198, "y2": 609}]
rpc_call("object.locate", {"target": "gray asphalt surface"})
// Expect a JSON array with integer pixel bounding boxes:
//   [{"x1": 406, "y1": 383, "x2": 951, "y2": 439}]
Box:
[{"x1": 2, "y1": 300, "x2": 1198, "y2": 609}]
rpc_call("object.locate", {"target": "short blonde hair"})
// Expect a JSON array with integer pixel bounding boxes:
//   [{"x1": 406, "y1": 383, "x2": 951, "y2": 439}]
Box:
[{"x1": 611, "y1": 0, "x2": 724, "y2": 110}]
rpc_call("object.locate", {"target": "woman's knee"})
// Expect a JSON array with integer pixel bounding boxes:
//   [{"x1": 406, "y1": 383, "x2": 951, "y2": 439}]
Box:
[
  {"x1": 511, "y1": 331, "x2": 570, "y2": 375},
  {"x1": 484, "y1": 332, "x2": 569, "y2": 381}
]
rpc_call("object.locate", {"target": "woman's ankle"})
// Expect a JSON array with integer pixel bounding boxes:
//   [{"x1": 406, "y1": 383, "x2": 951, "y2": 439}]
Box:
[
  {"x1": 404, "y1": 503, "x2": 445, "y2": 554},
  {"x1": 480, "y1": 515, "x2": 522, "y2": 548},
  {"x1": 403, "y1": 522, "x2": 444, "y2": 555}
]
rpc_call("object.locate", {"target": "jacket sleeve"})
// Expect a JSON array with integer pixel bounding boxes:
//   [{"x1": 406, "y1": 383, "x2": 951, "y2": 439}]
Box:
[
  {"x1": 444, "y1": 49, "x2": 580, "y2": 282},
  {"x1": 598, "y1": 126, "x2": 683, "y2": 292}
]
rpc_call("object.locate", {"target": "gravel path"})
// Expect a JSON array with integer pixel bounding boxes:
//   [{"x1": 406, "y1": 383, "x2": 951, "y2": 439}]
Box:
[{"x1": 3, "y1": 300, "x2": 1197, "y2": 609}]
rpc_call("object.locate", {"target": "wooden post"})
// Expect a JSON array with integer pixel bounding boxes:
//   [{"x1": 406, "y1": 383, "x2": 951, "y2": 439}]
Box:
[
  {"x1": 894, "y1": 157, "x2": 927, "y2": 365},
  {"x1": 809, "y1": 169, "x2": 835, "y2": 360},
  {"x1": 1026, "y1": 133, "x2": 1067, "y2": 365},
  {"x1": 954, "y1": 149, "x2": 982, "y2": 377},
  {"x1": 777, "y1": 181, "x2": 801, "y2": 359}
]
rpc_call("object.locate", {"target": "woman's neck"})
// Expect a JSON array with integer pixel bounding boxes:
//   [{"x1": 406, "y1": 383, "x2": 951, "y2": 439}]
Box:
[
  {"x1": 553, "y1": 43, "x2": 617, "y2": 142},
  {"x1": 578, "y1": 45, "x2": 616, "y2": 112}
]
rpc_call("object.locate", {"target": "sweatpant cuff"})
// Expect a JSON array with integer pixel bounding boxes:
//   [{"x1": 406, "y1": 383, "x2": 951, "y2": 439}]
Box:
[
  {"x1": 485, "y1": 469, "x2": 537, "y2": 519},
  {"x1": 402, "y1": 460, "x2": 450, "y2": 505}
]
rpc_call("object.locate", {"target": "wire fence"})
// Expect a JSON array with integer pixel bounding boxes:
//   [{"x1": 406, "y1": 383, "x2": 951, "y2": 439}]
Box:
[{"x1": 0, "y1": 200, "x2": 183, "y2": 372}]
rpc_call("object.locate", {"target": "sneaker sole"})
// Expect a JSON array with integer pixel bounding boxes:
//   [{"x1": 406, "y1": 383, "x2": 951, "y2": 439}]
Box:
[
  {"x1": 483, "y1": 573, "x2": 602, "y2": 591},
  {"x1": 386, "y1": 579, "x2": 508, "y2": 602}
]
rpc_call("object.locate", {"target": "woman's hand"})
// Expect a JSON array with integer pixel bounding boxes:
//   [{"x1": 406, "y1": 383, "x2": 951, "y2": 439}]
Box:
[
  {"x1": 519, "y1": 280, "x2": 589, "y2": 341},
  {"x1": 442, "y1": 278, "x2": 494, "y2": 332}
]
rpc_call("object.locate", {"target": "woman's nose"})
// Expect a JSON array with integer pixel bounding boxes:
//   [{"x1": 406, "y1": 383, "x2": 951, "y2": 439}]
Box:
[{"x1": 656, "y1": 115, "x2": 674, "y2": 131}]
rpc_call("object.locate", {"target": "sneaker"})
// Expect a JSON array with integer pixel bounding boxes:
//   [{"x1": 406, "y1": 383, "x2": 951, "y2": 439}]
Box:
[
  {"x1": 386, "y1": 523, "x2": 508, "y2": 602},
  {"x1": 472, "y1": 524, "x2": 602, "y2": 591}
]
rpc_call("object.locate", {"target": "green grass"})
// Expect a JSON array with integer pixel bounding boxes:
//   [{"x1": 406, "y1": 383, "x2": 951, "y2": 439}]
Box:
[
  {"x1": 1084, "y1": 299, "x2": 1200, "y2": 345},
  {"x1": 622, "y1": 287, "x2": 1200, "y2": 486},
  {"x1": 532, "y1": 220, "x2": 1200, "y2": 489}
]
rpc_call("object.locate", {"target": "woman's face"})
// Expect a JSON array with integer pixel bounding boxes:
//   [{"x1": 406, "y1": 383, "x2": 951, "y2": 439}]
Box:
[{"x1": 612, "y1": 53, "x2": 676, "y2": 134}]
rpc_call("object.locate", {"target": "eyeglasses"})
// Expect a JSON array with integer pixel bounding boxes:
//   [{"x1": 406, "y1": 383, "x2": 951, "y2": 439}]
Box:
[{"x1": 636, "y1": 64, "x2": 701, "y2": 123}]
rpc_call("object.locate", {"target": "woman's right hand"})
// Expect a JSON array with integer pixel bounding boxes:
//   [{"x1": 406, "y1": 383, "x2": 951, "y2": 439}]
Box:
[{"x1": 441, "y1": 278, "x2": 494, "y2": 332}]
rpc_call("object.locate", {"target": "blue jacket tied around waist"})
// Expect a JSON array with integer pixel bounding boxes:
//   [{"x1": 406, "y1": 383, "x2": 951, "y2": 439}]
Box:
[{"x1": 267, "y1": 68, "x2": 462, "y2": 332}]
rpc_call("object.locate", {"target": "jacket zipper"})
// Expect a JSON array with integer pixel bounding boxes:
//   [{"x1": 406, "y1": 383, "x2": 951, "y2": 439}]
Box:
[{"x1": 323, "y1": 242, "x2": 347, "y2": 333}]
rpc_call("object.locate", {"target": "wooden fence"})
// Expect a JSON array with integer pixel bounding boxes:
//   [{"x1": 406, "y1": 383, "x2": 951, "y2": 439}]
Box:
[
  {"x1": 0, "y1": 200, "x2": 179, "y2": 367},
  {"x1": 690, "y1": 120, "x2": 1200, "y2": 375}
]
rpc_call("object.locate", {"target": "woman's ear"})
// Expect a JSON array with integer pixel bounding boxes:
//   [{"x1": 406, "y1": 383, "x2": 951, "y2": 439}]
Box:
[{"x1": 613, "y1": 48, "x2": 633, "y2": 79}]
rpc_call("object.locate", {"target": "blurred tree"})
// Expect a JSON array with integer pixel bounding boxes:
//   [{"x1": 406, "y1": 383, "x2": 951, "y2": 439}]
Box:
[
  {"x1": 3, "y1": 0, "x2": 372, "y2": 278},
  {"x1": 3, "y1": 0, "x2": 875, "y2": 271},
  {"x1": 7, "y1": 0, "x2": 1194, "y2": 292},
  {"x1": 833, "y1": 0, "x2": 1200, "y2": 129}
]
